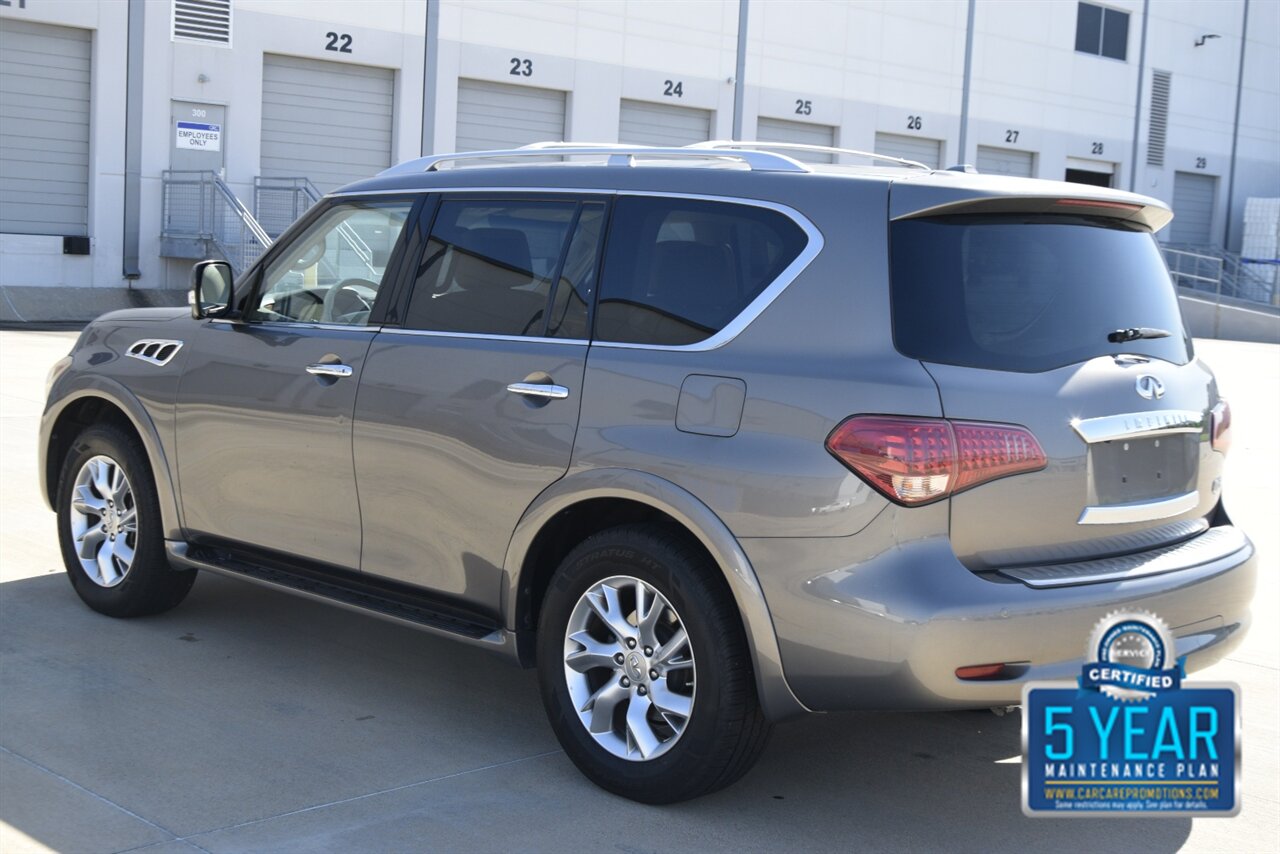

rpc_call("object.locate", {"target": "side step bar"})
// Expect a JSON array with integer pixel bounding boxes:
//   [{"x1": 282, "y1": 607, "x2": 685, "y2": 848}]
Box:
[{"x1": 166, "y1": 541, "x2": 525, "y2": 662}]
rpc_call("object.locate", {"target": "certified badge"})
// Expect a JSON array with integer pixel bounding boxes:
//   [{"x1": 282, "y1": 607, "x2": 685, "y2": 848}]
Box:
[{"x1": 1082, "y1": 610, "x2": 1182, "y2": 701}]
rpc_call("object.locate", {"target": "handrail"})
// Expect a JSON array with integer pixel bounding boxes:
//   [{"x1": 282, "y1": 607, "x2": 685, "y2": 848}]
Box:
[
  {"x1": 296, "y1": 178, "x2": 376, "y2": 274},
  {"x1": 379, "y1": 145, "x2": 811, "y2": 176},
  {"x1": 690, "y1": 139, "x2": 932, "y2": 170},
  {"x1": 212, "y1": 175, "x2": 272, "y2": 247},
  {"x1": 253, "y1": 175, "x2": 376, "y2": 275}
]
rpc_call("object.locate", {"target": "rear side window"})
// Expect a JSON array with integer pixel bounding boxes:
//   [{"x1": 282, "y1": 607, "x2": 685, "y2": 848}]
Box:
[
  {"x1": 595, "y1": 197, "x2": 808, "y2": 346},
  {"x1": 404, "y1": 199, "x2": 601, "y2": 338},
  {"x1": 890, "y1": 216, "x2": 1191, "y2": 372}
]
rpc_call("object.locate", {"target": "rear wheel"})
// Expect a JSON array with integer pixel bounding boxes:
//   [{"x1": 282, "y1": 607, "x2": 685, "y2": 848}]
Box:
[
  {"x1": 56, "y1": 425, "x2": 196, "y2": 617},
  {"x1": 536, "y1": 524, "x2": 771, "y2": 803}
]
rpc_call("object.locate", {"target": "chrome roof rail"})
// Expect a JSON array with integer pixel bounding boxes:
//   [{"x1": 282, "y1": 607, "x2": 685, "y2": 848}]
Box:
[
  {"x1": 689, "y1": 140, "x2": 932, "y2": 171},
  {"x1": 378, "y1": 143, "x2": 811, "y2": 176}
]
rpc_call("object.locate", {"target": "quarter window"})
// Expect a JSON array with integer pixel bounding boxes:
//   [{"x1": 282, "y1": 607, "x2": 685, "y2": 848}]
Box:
[
  {"x1": 595, "y1": 197, "x2": 807, "y2": 346},
  {"x1": 404, "y1": 199, "x2": 601, "y2": 338},
  {"x1": 1075, "y1": 2, "x2": 1129, "y2": 61},
  {"x1": 250, "y1": 201, "x2": 413, "y2": 325}
]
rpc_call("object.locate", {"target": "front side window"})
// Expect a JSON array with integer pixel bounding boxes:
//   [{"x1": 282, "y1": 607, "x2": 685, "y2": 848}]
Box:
[
  {"x1": 595, "y1": 197, "x2": 807, "y2": 346},
  {"x1": 1075, "y1": 2, "x2": 1129, "y2": 61},
  {"x1": 404, "y1": 199, "x2": 602, "y2": 338},
  {"x1": 250, "y1": 201, "x2": 413, "y2": 325}
]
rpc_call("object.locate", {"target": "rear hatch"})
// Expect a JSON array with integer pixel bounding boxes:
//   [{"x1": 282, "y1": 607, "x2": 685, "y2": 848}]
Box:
[{"x1": 888, "y1": 184, "x2": 1226, "y2": 571}]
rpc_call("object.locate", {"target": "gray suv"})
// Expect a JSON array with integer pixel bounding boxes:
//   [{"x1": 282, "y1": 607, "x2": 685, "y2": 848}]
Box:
[{"x1": 39, "y1": 142, "x2": 1256, "y2": 803}]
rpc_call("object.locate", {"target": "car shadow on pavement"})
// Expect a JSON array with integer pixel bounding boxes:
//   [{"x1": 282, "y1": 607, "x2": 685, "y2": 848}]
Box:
[{"x1": 0, "y1": 570, "x2": 1192, "y2": 852}]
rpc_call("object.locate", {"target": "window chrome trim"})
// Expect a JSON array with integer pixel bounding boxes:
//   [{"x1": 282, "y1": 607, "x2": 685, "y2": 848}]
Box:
[
  {"x1": 1071, "y1": 409, "x2": 1205, "y2": 444},
  {"x1": 207, "y1": 318, "x2": 382, "y2": 333},
  {"x1": 377, "y1": 327, "x2": 589, "y2": 346},
  {"x1": 328, "y1": 187, "x2": 825, "y2": 353},
  {"x1": 1077, "y1": 491, "x2": 1200, "y2": 525}
]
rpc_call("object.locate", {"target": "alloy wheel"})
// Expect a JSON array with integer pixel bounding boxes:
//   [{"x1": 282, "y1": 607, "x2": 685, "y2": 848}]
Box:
[
  {"x1": 563, "y1": 575, "x2": 696, "y2": 761},
  {"x1": 68, "y1": 455, "x2": 137, "y2": 588}
]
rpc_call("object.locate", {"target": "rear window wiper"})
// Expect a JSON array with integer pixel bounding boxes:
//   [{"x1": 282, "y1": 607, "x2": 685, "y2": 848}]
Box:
[{"x1": 1107, "y1": 327, "x2": 1172, "y2": 343}]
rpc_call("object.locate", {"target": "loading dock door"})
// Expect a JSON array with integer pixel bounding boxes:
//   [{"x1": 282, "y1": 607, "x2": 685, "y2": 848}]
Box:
[
  {"x1": 260, "y1": 55, "x2": 394, "y2": 193},
  {"x1": 1169, "y1": 171, "x2": 1217, "y2": 246},
  {"x1": 1064, "y1": 157, "x2": 1113, "y2": 188},
  {"x1": 874, "y1": 132, "x2": 943, "y2": 169},
  {"x1": 757, "y1": 117, "x2": 835, "y2": 163},
  {"x1": 619, "y1": 100, "x2": 712, "y2": 148},
  {"x1": 976, "y1": 146, "x2": 1035, "y2": 178},
  {"x1": 456, "y1": 79, "x2": 567, "y2": 151},
  {"x1": 0, "y1": 19, "x2": 91, "y2": 236}
]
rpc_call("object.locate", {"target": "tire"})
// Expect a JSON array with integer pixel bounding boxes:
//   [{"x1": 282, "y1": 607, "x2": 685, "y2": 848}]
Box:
[
  {"x1": 536, "y1": 524, "x2": 771, "y2": 803},
  {"x1": 55, "y1": 424, "x2": 196, "y2": 617}
]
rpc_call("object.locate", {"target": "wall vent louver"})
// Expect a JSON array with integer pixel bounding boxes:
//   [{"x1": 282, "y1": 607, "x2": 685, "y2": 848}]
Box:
[
  {"x1": 173, "y1": 0, "x2": 232, "y2": 46},
  {"x1": 1146, "y1": 70, "x2": 1171, "y2": 168}
]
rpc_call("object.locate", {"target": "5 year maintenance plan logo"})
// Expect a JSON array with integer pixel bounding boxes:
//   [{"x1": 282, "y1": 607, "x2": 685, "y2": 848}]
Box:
[{"x1": 1022, "y1": 610, "x2": 1241, "y2": 816}]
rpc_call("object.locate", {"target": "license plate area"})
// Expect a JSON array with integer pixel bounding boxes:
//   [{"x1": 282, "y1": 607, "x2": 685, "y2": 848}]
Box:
[{"x1": 1091, "y1": 435, "x2": 1197, "y2": 505}]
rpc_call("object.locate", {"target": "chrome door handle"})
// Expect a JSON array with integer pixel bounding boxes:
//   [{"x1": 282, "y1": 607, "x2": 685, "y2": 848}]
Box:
[
  {"x1": 306, "y1": 363, "x2": 353, "y2": 378},
  {"x1": 507, "y1": 382, "x2": 569, "y2": 400}
]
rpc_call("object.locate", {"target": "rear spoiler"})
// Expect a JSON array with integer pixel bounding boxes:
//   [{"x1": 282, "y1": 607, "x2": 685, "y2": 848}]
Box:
[{"x1": 890, "y1": 193, "x2": 1173, "y2": 233}]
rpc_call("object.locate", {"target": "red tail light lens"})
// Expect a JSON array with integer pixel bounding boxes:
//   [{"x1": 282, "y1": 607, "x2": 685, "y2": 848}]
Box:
[
  {"x1": 1211, "y1": 399, "x2": 1232, "y2": 455},
  {"x1": 825, "y1": 416, "x2": 1047, "y2": 506}
]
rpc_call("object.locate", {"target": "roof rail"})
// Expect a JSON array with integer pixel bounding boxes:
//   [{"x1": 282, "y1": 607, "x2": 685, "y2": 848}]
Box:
[
  {"x1": 689, "y1": 140, "x2": 932, "y2": 171},
  {"x1": 378, "y1": 144, "x2": 811, "y2": 176}
]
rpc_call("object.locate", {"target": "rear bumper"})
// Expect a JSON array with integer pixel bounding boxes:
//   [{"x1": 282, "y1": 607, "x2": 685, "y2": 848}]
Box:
[{"x1": 741, "y1": 518, "x2": 1256, "y2": 712}]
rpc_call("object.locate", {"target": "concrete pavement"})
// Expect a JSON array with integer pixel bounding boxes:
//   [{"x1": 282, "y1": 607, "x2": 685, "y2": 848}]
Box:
[{"x1": 1, "y1": 329, "x2": 1276, "y2": 853}]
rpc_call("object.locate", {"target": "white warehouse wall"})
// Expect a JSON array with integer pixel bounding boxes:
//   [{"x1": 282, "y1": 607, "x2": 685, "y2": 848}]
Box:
[{"x1": 1, "y1": 0, "x2": 1276, "y2": 300}]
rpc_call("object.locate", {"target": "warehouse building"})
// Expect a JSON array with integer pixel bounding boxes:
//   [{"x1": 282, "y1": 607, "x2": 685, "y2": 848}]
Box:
[{"x1": 0, "y1": 0, "x2": 1277, "y2": 317}]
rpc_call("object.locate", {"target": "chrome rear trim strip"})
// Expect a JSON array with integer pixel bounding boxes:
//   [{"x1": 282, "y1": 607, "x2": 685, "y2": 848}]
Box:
[{"x1": 1071, "y1": 409, "x2": 1205, "y2": 444}]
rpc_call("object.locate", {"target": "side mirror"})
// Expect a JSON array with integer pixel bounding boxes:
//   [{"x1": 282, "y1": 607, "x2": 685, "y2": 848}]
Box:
[{"x1": 191, "y1": 260, "x2": 235, "y2": 319}]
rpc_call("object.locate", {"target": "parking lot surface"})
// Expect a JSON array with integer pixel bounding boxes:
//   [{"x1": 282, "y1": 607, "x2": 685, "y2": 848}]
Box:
[{"x1": 1, "y1": 328, "x2": 1276, "y2": 853}]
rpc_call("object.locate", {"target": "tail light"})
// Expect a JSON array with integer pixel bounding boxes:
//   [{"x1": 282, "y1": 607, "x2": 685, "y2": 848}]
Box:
[
  {"x1": 1211, "y1": 399, "x2": 1232, "y2": 455},
  {"x1": 825, "y1": 415, "x2": 1047, "y2": 506}
]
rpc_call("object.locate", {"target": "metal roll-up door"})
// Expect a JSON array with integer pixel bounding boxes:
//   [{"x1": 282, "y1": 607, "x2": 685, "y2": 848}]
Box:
[
  {"x1": 1169, "y1": 172, "x2": 1217, "y2": 246},
  {"x1": 619, "y1": 100, "x2": 712, "y2": 148},
  {"x1": 757, "y1": 117, "x2": 835, "y2": 163},
  {"x1": 976, "y1": 146, "x2": 1035, "y2": 178},
  {"x1": 0, "y1": 19, "x2": 91, "y2": 236},
  {"x1": 874, "y1": 133, "x2": 943, "y2": 169},
  {"x1": 456, "y1": 79, "x2": 566, "y2": 152},
  {"x1": 260, "y1": 55, "x2": 394, "y2": 193}
]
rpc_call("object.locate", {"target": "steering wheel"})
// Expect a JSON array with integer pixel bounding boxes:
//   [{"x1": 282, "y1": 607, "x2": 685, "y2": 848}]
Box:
[{"x1": 321, "y1": 278, "x2": 378, "y2": 323}]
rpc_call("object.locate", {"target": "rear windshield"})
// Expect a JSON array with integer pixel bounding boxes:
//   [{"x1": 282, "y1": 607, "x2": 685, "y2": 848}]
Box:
[{"x1": 890, "y1": 215, "x2": 1191, "y2": 372}]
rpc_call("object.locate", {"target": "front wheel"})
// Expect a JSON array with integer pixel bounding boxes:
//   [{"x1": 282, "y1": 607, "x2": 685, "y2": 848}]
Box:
[
  {"x1": 536, "y1": 525, "x2": 771, "y2": 803},
  {"x1": 55, "y1": 424, "x2": 196, "y2": 617}
]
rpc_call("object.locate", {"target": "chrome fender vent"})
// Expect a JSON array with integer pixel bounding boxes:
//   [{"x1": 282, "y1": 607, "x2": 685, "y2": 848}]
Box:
[{"x1": 125, "y1": 339, "x2": 184, "y2": 366}]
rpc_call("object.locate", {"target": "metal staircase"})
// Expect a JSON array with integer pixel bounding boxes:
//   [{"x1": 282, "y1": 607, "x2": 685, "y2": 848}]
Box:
[{"x1": 160, "y1": 170, "x2": 272, "y2": 274}]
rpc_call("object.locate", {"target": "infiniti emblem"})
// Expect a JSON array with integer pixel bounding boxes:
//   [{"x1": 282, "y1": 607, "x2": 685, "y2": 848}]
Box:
[{"x1": 1135, "y1": 374, "x2": 1165, "y2": 400}]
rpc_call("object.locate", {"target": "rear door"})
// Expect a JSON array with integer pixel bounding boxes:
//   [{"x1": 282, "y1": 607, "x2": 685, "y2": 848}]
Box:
[
  {"x1": 888, "y1": 195, "x2": 1223, "y2": 570},
  {"x1": 353, "y1": 194, "x2": 605, "y2": 610}
]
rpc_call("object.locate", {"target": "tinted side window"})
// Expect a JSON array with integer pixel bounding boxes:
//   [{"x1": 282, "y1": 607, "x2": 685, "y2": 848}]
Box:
[
  {"x1": 595, "y1": 197, "x2": 807, "y2": 346},
  {"x1": 404, "y1": 200, "x2": 581, "y2": 336}
]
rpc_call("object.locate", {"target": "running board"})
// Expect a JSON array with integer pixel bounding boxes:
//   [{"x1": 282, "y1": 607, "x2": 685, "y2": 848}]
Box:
[{"x1": 166, "y1": 541, "x2": 525, "y2": 661}]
